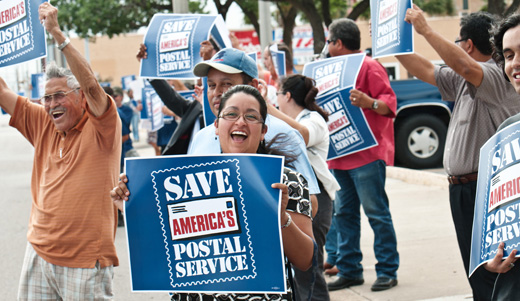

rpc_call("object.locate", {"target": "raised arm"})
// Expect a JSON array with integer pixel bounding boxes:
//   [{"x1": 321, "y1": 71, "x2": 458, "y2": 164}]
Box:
[
  {"x1": 267, "y1": 105, "x2": 311, "y2": 145},
  {"x1": 405, "y1": 4, "x2": 483, "y2": 87},
  {"x1": 0, "y1": 77, "x2": 20, "y2": 115},
  {"x1": 396, "y1": 53, "x2": 437, "y2": 86},
  {"x1": 39, "y1": 3, "x2": 108, "y2": 117}
]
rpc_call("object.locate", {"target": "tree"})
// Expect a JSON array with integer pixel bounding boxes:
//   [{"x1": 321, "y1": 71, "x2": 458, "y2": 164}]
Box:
[
  {"x1": 280, "y1": 0, "x2": 325, "y2": 54},
  {"x1": 275, "y1": 3, "x2": 298, "y2": 55},
  {"x1": 53, "y1": 0, "x2": 208, "y2": 39},
  {"x1": 211, "y1": 0, "x2": 234, "y2": 20},
  {"x1": 234, "y1": 0, "x2": 261, "y2": 38}
]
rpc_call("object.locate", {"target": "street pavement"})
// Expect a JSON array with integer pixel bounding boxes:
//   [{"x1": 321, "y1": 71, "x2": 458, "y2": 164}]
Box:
[{"x1": 0, "y1": 114, "x2": 473, "y2": 300}]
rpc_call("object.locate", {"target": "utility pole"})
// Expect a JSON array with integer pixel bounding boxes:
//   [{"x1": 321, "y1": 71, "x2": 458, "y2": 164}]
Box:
[
  {"x1": 173, "y1": 0, "x2": 189, "y2": 13},
  {"x1": 258, "y1": 0, "x2": 272, "y2": 50}
]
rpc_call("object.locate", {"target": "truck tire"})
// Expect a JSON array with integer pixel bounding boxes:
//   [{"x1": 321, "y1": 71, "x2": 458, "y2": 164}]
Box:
[{"x1": 395, "y1": 114, "x2": 447, "y2": 169}]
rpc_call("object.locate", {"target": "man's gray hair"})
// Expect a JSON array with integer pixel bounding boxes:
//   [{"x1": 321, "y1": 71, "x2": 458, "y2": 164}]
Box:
[{"x1": 45, "y1": 62, "x2": 80, "y2": 90}]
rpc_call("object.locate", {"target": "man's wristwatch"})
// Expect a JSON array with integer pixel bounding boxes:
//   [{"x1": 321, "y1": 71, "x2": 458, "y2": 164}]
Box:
[{"x1": 372, "y1": 99, "x2": 379, "y2": 110}]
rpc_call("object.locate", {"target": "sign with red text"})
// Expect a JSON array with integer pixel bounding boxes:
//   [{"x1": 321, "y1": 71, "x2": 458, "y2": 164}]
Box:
[
  {"x1": 470, "y1": 121, "x2": 520, "y2": 277},
  {"x1": 370, "y1": 0, "x2": 413, "y2": 58},
  {"x1": 124, "y1": 154, "x2": 287, "y2": 293},
  {"x1": 0, "y1": 0, "x2": 47, "y2": 68},
  {"x1": 303, "y1": 53, "x2": 377, "y2": 159},
  {"x1": 140, "y1": 14, "x2": 231, "y2": 79}
]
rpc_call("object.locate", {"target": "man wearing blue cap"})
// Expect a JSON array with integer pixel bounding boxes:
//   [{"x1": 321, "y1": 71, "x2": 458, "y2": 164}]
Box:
[{"x1": 189, "y1": 48, "x2": 321, "y2": 199}]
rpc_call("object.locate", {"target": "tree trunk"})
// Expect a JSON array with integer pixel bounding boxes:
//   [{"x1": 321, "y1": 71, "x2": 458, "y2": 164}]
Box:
[
  {"x1": 347, "y1": 0, "x2": 370, "y2": 20},
  {"x1": 212, "y1": 0, "x2": 234, "y2": 20},
  {"x1": 505, "y1": 0, "x2": 520, "y2": 16},
  {"x1": 322, "y1": 0, "x2": 332, "y2": 27},
  {"x1": 235, "y1": 1, "x2": 261, "y2": 37},
  {"x1": 277, "y1": 4, "x2": 298, "y2": 55},
  {"x1": 288, "y1": 0, "x2": 326, "y2": 54}
]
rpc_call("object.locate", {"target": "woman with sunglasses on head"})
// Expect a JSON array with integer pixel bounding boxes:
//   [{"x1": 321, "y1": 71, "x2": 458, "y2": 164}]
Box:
[
  {"x1": 267, "y1": 74, "x2": 340, "y2": 301},
  {"x1": 111, "y1": 85, "x2": 316, "y2": 301}
]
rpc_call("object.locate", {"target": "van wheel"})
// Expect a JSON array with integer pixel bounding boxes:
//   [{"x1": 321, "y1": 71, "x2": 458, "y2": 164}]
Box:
[{"x1": 395, "y1": 114, "x2": 447, "y2": 169}]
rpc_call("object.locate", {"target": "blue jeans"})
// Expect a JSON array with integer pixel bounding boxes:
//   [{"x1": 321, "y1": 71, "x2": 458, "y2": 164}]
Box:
[
  {"x1": 325, "y1": 207, "x2": 338, "y2": 265},
  {"x1": 331, "y1": 160, "x2": 399, "y2": 279},
  {"x1": 131, "y1": 113, "x2": 140, "y2": 141}
]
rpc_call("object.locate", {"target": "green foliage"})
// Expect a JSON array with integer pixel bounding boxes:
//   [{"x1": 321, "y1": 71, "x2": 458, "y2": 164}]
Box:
[
  {"x1": 299, "y1": 0, "x2": 347, "y2": 22},
  {"x1": 414, "y1": 0, "x2": 455, "y2": 16},
  {"x1": 54, "y1": 0, "x2": 207, "y2": 38},
  {"x1": 329, "y1": 0, "x2": 348, "y2": 19},
  {"x1": 189, "y1": 0, "x2": 209, "y2": 14},
  {"x1": 235, "y1": 0, "x2": 258, "y2": 25}
]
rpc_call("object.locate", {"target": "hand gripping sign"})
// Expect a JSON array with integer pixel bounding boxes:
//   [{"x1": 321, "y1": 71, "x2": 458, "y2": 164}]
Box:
[
  {"x1": 303, "y1": 53, "x2": 378, "y2": 160},
  {"x1": 0, "y1": 0, "x2": 47, "y2": 68},
  {"x1": 370, "y1": 0, "x2": 413, "y2": 58},
  {"x1": 124, "y1": 154, "x2": 287, "y2": 293},
  {"x1": 470, "y1": 120, "x2": 520, "y2": 277},
  {"x1": 140, "y1": 14, "x2": 231, "y2": 79}
]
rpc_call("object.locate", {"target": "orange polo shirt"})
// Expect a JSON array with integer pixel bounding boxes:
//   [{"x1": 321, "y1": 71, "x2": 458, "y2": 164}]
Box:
[{"x1": 10, "y1": 96, "x2": 121, "y2": 268}]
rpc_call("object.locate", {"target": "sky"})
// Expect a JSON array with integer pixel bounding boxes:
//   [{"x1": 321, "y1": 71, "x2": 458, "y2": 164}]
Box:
[{"x1": 206, "y1": 1, "x2": 253, "y2": 30}]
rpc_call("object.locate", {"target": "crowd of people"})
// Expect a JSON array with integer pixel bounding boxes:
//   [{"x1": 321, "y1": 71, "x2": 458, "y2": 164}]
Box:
[{"x1": 3, "y1": 1, "x2": 520, "y2": 300}]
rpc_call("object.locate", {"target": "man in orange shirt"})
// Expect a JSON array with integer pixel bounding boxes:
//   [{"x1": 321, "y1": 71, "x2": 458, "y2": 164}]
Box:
[{"x1": 0, "y1": 3, "x2": 121, "y2": 299}]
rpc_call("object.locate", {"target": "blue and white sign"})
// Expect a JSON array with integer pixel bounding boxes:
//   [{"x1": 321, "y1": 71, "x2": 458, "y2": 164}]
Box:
[
  {"x1": 202, "y1": 77, "x2": 216, "y2": 127},
  {"x1": 0, "y1": 0, "x2": 47, "y2": 68},
  {"x1": 121, "y1": 75, "x2": 136, "y2": 91},
  {"x1": 30, "y1": 72, "x2": 43, "y2": 100},
  {"x1": 142, "y1": 84, "x2": 164, "y2": 132},
  {"x1": 370, "y1": 0, "x2": 413, "y2": 58},
  {"x1": 318, "y1": 88, "x2": 378, "y2": 160},
  {"x1": 269, "y1": 44, "x2": 286, "y2": 78},
  {"x1": 303, "y1": 53, "x2": 377, "y2": 159},
  {"x1": 124, "y1": 154, "x2": 286, "y2": 293},
  {"x1": 470, "y1": 121, "x2": 520, "y2": 277},
  {"x1": 303, "y1": 53, "x2": 365, "y2": 97},
  {"x1": 140, "y1": 14, "x2": 231, "y2": 79}
]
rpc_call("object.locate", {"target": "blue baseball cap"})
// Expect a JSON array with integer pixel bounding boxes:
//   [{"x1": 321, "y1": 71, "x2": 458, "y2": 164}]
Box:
[{"x1": 193, "y1": 48, "x2": 258, "y2": 79}]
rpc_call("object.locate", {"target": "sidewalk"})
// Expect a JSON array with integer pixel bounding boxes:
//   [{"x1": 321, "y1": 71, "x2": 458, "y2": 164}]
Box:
[{"x1": 326, "y1": 167, "x2": 473, "y2": 301}]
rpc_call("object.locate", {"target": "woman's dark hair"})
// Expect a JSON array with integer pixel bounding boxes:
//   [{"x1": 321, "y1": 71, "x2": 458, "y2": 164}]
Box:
[
  {"x1": 218, "y1": 85, "x2": 298, "y2": 166},
  {"x1": 492, "y1": 13, "x2": 520, "y2": 82},
  {"x1": 280, "y1": 74, "x2": 329, "y2": 121}
]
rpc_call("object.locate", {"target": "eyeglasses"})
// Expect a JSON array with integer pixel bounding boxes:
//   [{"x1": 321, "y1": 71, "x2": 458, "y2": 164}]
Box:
[
  {"x1": 219, "y1": 110, "x2": 264, "y2": 124},
  {"x1": 326, "y1": 39, "x2": 336, "y2": 44},
  {"x1": 455, "y1": 38, "x2": 468, "y2": 44},
  {"x1": 276, "y1": 91, "x2": 286, "y2": 95},
  {"x1": 41, "y1": 88, "x2": 79, "y2": 104}
]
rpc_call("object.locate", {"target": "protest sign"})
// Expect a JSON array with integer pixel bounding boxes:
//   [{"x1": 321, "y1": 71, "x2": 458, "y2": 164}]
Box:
[
  {"x1": 140, "y1": 14, "x2": 231, "y2": 79},
  {"x1": 121, "y1": 75, "x2": 136, "y2": 91},
  {"x1": 269, "y1": 44, "x2": 286, "y2": 77},
  {"x1": 303, "y1": 53, "x2": 377, "y2": 159},
  {"x1": 30, "y1": 72, "x2": 43, "y2": 100},
  {"x1": 124, "y1": 154, "x2": 286, "y2": 293},
  {"x1": 0, "y1": 0, "x2": 47, "y2": 68},
  {"x1": 319, "y1": 88, "x2": 378, "y2": 159},
  {"x1": 370, "y1": 0, "x2": 413, "y2": 58},
  {"x1": 141, "y1": 82, "x2": 164, "y2": 131},
  {"x1": 303, "y1": 53, "x2": 365, "y2": 97},
  {"x1": 202, "y1": 77, "x2": 216, "y2": 127},
  {"x1": 470, "y1": 121, "x2": 520, "y2": 276}
]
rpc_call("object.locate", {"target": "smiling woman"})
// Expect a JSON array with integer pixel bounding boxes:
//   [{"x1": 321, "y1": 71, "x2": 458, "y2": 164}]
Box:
[{"x1": 111, "y1": 85, "x2": 317, "y2": 300}]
